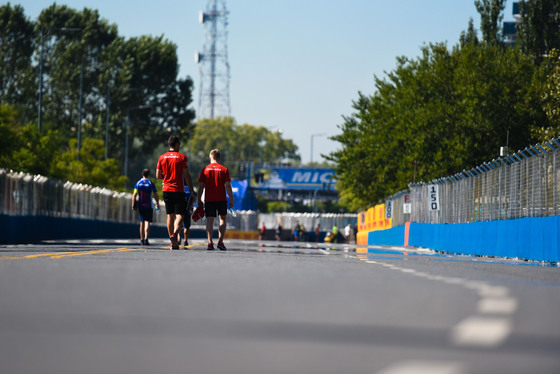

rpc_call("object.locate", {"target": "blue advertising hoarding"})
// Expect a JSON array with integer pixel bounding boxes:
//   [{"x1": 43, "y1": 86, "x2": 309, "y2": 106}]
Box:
[{"x1": 259, "y1": 168, "x2": 336, "y2": 191}]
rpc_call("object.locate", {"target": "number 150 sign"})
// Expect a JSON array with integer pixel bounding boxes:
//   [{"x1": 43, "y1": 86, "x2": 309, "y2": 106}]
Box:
[{"x1": 428, "y1": 184, "x2": 440, "y2": 211}]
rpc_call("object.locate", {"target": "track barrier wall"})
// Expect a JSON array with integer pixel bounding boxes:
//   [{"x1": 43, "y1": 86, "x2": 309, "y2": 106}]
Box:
[
  {"x1": 358, "y1": 137, "x2": 560, "y2": 263},
  {"x1": 0, "y1": 168, "x2": 357, "y2": 243}
]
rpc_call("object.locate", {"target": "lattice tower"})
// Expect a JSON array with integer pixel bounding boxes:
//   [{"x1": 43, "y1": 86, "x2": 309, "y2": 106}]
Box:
[{"x1": 195, "y1": 0, "x2": 231, "y2": 119}]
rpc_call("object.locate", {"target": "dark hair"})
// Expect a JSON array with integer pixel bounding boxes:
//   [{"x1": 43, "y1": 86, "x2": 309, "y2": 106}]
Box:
[
  {"x1": 168, "y1": 136, "x2": 180, "y2": 148},
  {"x1": 142, "y1": 168, "x2": 150, "y2": 177}
]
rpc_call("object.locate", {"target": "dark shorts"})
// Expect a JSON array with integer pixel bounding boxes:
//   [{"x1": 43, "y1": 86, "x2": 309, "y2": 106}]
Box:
[
  {"x1": 184, "y1": 196, "x2": 194, "y2": 229},
  {"x1": 138, "y1": 208, "x2": 153, "y2": 222},
  {"x1": 204, "y1": 200, "x2": 228, "y2": 217},
  {"x1": 163, "y1": 191, "x2": 187, "y2": 216}
]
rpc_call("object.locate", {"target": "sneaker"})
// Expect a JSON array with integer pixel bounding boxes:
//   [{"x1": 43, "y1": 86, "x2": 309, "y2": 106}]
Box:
[
  {"x1": 217, "y1": 241, "x2": 227, "y2": 251},
  {"x1": 207, "y1": 243, "x2": 215, "y2": 251},
  {"x1": 184, "y1": 240, "x2": 189, "y2": 247},
  {"x1": 170, "y1": 234, "x2": 179, "y2": 250},
  {"x1": 144, "y1": 239, "x2": 150, "y2": 246},
  {"x1": 141, "y1": 239, "x2": 145, "y2": 246}
]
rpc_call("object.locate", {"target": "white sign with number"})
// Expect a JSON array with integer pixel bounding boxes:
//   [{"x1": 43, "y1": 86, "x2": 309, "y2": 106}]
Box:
[
  {"x1": 403, "y1": 194, "x2": 411, "y2": 214},
  {"x1": 385, "y1": 200, "x2": 393, "y2": 219},
  {"x1": 428, "y1": 184, "x2": 440, "y2": 211}
]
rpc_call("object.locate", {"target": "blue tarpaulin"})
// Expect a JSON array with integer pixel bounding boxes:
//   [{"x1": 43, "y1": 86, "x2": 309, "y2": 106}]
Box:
[{"x1": 230, "y1": 180, "x2": 257, "y2": 211}]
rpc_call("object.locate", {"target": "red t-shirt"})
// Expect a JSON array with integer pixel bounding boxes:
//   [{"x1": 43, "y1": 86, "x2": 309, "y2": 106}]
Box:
[
  {"x1": 157, "y1": 151, "x2": 189, "y2": 192},
  {"x1": 199, "y1": 162, "x2": 231, "y2": 201}
]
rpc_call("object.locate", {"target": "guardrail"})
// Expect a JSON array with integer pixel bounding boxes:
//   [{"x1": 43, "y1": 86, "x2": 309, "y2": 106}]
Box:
[
  {"x1": 0, "y1": 169, "x2": 356, "y2": 236},
  {"x1": 384, "y1": 138, "x2": 560, "y2": 226}
]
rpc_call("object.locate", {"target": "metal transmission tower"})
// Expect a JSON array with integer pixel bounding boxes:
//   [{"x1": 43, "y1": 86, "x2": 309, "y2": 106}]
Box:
[{"x1": 196, "y1": 0, "x2": 231, "y2": 119}]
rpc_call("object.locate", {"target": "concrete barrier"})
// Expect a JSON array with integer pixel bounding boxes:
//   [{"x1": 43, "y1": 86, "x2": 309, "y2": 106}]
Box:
[{"x1": 364, "y1": 216, "x2": 560, "y2": 263}]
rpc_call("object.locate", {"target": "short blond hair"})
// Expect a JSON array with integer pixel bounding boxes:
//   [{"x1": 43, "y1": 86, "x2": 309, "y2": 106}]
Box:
[{"x1": 210, "y1": 149, "x2": 221, "y2": 161}]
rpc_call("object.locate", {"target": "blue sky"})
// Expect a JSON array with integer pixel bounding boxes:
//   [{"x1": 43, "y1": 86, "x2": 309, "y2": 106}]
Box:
[{"x1": 14, "y1": 0, "x2": 517, "y2": 164}]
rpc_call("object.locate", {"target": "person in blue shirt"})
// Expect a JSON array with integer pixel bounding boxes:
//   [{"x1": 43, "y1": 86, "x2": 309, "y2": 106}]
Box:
[{"x1": 132, "y1": 168, "x2": 160, "y2": 245}]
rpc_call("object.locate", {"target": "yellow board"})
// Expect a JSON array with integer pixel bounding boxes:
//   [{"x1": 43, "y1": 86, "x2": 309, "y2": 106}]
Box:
[
  {"x1": 356, "y1": 231, "x2": 368, "y2": 245},
  {"x1": 224, "y1": 231, "x2": 259, "y2": 240},
  {"x1": 358, "y1": 203, "x2": 392, "y2": 233}
]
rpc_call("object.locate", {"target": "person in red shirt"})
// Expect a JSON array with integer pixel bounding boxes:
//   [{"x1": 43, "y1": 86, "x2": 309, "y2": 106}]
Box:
[
  {"x1": 156, "y1": 136, "x2": 194, "y2": 250},
  {"x1": 197, "y1": 149, "x2": 234, "y2": 251}
]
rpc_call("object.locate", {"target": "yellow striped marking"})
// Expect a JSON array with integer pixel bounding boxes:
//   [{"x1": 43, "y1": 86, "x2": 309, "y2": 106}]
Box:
[{"x1": 0, "y1": 247, "x2": 143, "y2": 260}]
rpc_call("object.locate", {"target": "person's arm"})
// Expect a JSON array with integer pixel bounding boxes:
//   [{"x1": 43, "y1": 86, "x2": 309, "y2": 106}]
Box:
[
  {"x1": 132, "y1": 190, "x2": 138, "y2": 210},
  {"x1": 153, "y1": 191, "x2": 159, "y2": 208},
  {"x1": 182, "y1": 169, "x2": 194, "y2": 192},
  {"x1": 156, "y1": 168, "x2": 163, "y2": 179},
  {"x1": 225, "y1": 181, "x2": 234, "y2": 208},
  {"x1": 197, "y1": 182, "x2": 205, "y2": 205}
]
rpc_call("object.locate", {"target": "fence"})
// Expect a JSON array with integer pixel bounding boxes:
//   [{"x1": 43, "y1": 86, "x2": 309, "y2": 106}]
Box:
[
  {"x1": 386, "y1": 138, "x2": 560, "y2": 227},
  {"x1": 258, "y1": 212, "x2": 357, "y2": 234},
  {"x1": 0, "y1": 169, "x2": 356, "y2": 235}
]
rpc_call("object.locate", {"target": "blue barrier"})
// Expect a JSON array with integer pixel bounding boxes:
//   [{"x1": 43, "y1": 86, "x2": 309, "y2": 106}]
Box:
[
  {"x1": 366, "y1": 216, "x2": 560, "y2": 263},
  {"x1": 0, "y1": 214, "x2": 207, "y2": 244},
  {"x1": 368, "y1": 225, "x2": 405, "y2": 246}
]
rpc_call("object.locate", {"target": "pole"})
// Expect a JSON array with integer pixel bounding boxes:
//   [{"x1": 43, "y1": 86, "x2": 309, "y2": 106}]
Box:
[
  {"x1": 124, "y1": 105, "x2": 148, "y2": 185},
  {"x1": 124, "y1": 116, "x2": 130, "y2": 184},
  {"x1": 38, "y1": 29, "x2": 45, "y2": 133},
  {"x1": 310, "y1": 133, "x2": 326, "y2": 168},
  {"x1": 37, "y1": 27, "x2": 82, "y2": 134},
  {"x1": 77, "y1": 59, "x2": 84, "y2": 160},
  {"x1": 105, "y1": 86, "x2": 110, "y2": 160}
]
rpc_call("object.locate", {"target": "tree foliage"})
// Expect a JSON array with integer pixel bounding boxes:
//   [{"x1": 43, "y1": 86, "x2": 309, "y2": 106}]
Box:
[
  {"x1": 0, "y1": 3, "x2": 195, "y2": 188},
  {"x1": 328, "y1": 43, "x2": 550, "y2": 210},
  {"x1": 1, "y1": 104, "x2": 127, "y2": 190},
  {"x1": 475, "y1": 0, "x2": 506, "y2": 45},
  {"x1": 185, "y1": 117, "x2": 300, "y2": 179},
  {"x1": 0, "y1": 3, "x2": 35, "y2": 108},
  {"x1": 516, "y1": 0, "x2": 560, "y2": 62},
  {"x1": 328, "y1": 0, "x2": 560, "y2": 211}
]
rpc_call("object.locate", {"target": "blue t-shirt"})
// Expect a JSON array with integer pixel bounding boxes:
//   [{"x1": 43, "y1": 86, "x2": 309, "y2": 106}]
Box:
[
  {"x1": 184, "y1": 185, "x2": 191, "y2": 201},
  {"x1": 134, "y1": 178, "x2": 157, "y2": 209}
]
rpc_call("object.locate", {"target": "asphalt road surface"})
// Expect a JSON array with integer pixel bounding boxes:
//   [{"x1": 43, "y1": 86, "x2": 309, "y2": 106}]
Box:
[{"x1": 1, "y1": 238, "x2": 559, "y2": 374}]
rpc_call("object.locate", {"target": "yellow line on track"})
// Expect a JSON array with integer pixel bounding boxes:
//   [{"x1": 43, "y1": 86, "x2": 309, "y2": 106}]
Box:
[{"x1": 0, "y1": 247, "x2": 143, "y2": 260}]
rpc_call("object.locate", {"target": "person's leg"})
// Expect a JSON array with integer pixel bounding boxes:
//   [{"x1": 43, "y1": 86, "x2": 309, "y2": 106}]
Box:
[
  {"x1": 167, "y1": 213, "x2": 176, "y2": 237},
  {"x1": 184, "y1": 227, "x2": 191, "y2": 245},
  {"x1": 206, "y1": 216, "x2": 214, "y2": 244},
  {"x1": 139, "y1": 221, "x2": 145, "y2": 241},
  {"x1": 145, "y1": 221, "x2": 150, "y2": 240},
  {"x1": 173, "y1": 214, "x2": 183, "y2": 236},
  {"x1": 218, "y1": 214, "x2": 227, "y2": 243}
]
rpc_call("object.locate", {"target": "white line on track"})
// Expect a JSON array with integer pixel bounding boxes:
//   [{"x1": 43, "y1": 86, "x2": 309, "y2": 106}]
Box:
[
  {"x1": 354, "y1": 249, "x2": 518, "y2": 349},
  {"x1": 451, "y1": 316, "x2": 512, "y2": 347},
  {"x1": 375, "y1": 360, "x2": 467, "y2": 374}
]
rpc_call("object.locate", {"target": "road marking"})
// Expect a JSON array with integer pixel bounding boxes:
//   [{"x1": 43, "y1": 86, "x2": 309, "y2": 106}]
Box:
[
  {"x1": 50, "y1": 248, "x2": 142, "y2": 258},
  {"x1": 376, "y1": 360, "x2": 467, "y2": 374},
  {"x1": 353, "y1": 252, "x2": 518, "y2": 349},
  {"x1": 451, "y1": 316, "x2": 512, "y2": 347},
  {"x1": 0, "y1": 247, "x2": 142, "y2": 260},
  {"x1": 477, "y1": 297, "x2": 518, "y2": 314}
]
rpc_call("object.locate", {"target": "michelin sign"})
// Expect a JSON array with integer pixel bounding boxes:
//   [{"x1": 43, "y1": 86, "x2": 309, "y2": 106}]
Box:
[{"x1": 260, "y1": 168, "x2": 336, "y2": 191}]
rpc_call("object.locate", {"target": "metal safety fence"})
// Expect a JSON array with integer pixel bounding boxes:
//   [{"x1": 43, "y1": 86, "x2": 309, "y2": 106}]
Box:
[
  {"x1": 0, "y1": 168, "x2": 356, "y2": 233},
  {"x1": 0, "y1": 169, "x2": 143, "y2": 224},
  {"x1": 387, "y1": 138, "x2": 560, "y2": 226}
]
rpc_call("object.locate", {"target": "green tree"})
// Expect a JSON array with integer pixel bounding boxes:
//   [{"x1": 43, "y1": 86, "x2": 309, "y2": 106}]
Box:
[
  {"x1": 460, "y1": 18, "x2": 480, "y2": 46},
  {"x1": 475, "y1": 0, "x2": 506, "y2": 45},
  {"x1": 0, "y1": 3, "x2": 35, "y2": 107},
  {"x1": 328, "y1": 43, "x2": 548, "y2": 210},
  {"x1": 0, "y1": 104, "x2": 63, "y2": 175},
  {"x1": 517, "y1": 0, "x2": 560, "y2": 62},
  {"x1": 539, "y1": 49, "x2": 560, "y2": 139},
  {"x1": 51, "y1": 138, "x2": 127, "y2": 189},
  {"x1": 186, "y1": 117, "x2": 300, "y2": 179}
]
